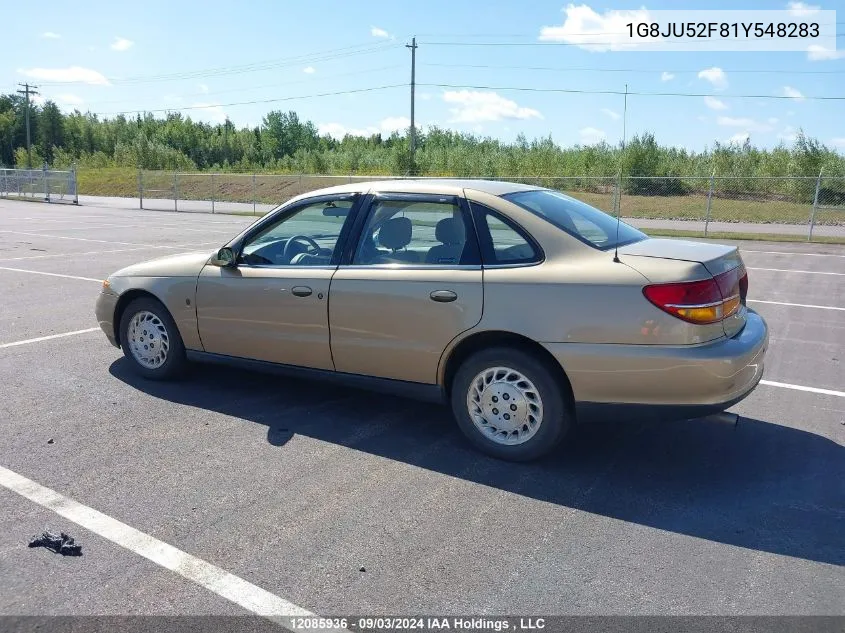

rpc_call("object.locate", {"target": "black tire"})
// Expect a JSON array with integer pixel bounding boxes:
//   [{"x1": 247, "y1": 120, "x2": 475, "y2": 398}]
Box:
[
  {"x1": 119, "y1": 296, "x2": 187, "y2": 380},
  {"x1": 450, "y1": 346, "x2": 572, "y2": 462}
]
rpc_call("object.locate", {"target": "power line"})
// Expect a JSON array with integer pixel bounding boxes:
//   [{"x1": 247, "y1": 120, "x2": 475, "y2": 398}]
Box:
[
  {"x1": 34, "y1": 42, "x2": 401, "y2": 86},
  {"x1": 415, "y1": 24, "x2": 845, "y2": 38},
  {"x1": 420, "y1": 82, "x2": 845, "y2": 101},
  {"x1": 422, "y1": 62, "x2": 845, "y2": 76},
  {"x1": 65, "y1": 65, "x2": 406, "y2": 108},
  {"x1": 420, "y1": 34, "x2": 844, "y2": 46},
  {"x1": 90, "y1": 84, "x2": 407, "y2": 117}
]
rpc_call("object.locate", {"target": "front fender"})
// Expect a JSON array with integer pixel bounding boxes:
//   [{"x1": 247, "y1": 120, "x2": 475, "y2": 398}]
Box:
[{"x1": 104, "y1": 275, "x2": 204, "y2": 351}]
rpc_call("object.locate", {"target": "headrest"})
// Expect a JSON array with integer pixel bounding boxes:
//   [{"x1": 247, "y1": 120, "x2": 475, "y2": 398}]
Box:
[
  {"x1": 377, "y1": 216, "x2": 412, "y2": 250},
  {"x1": 435, "y1": 217, "x2": 465, "y2": 245}
]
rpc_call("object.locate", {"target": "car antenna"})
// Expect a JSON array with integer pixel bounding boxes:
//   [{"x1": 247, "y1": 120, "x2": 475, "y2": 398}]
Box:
[{"x1": 613, "y1": 83, "x2": 628, "y2": 264}]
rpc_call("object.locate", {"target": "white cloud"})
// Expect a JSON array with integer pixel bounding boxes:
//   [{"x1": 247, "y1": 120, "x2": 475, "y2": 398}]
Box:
[
  {"x1": 807, "y1": 45, "x2": 845, "y2": 61},
  {"x1": 579, "y1": 127, "x2": 606, "y2": 144},
  {"x1": 442, "y1": 90, "x2": 542, "y2": 123},
  {"x1": 767, "y1": 117, "x2": 779, "y2": 125},
  {"x1": 780, "y1": 86, "x2": 805, "y2": 101},
  {"x1": 56, "y1": 93, "x2": 84, "y2": 105},
  {"x1": 704, "y1": 96, "x2": 728, "y2": 111},
  {"x1": 786, "y1": 1, "x2": 820, "y2": 16},
  {"x1": 111, "y1": 37, "x2": 134, "y2": 51},
  {"x1": 371, "y1": 26, "x2": 390, "y2": 38},
  {"x1": 318, "y1": 116, "x2": 413, "y2": 139},
  {"x1": 724, "y1": 132, "x2": 750, "y2": 145},
  {"x1": 539, "y1": 4, "x2": 652, "y2": 52},
  {"x1": 778, "y1": 126, "x2": 799, "y2": 143},
  {"x1": 379, "y1": 116, "x2": 410, "y2": 132},
  {"x1": 41, "y1": 32, "x2": 61, "y2": 39},
  {"x1": 601, "y1": 108, "x2": 620, "y2": 120},
  {"x1": 18, "y1": 66, "x2": 110, "y2": 85},
  {"x1": 189, "y1": 103, "x2": 227, "y2": 124},
  {"x1": 31, "y1": 94, "x2": 46, "y2": 106},
  {"x1": 661, "y1": 71, "x2": 675, "y2": 82},
  {"x1": 698, "y1": 67, "x2": 728, "y2": 90},
  {"x1": 717, "y1": 116, "x2": 773, "y2": 132},
  {"x1": 303, "y1": 66, "x2": 316, "y2": 74},
  {"x1": 198, "y1": 83, "x2": 209, "y2": 94},
  {"x1": 830, "y1": 137, "x2": 845, "y2": 149}
]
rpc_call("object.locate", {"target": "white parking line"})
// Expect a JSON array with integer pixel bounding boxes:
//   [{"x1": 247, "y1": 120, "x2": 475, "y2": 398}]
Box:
[
  {"x1": 0, "y1": 230, "x2": 218, "y2": 249},
  {"x1": 761, "y1": 380, "x2": 845, "y2": 398},
  {"x1": 0, "y1": 266, "x2": 102, "y2": 282},
  {"x1": 0, "y1": 247, "x2": 155, "y2": 262},
  {"x1": 17, "y1": 223, "x2": 235, "y2": 234},
  {"x1": 747, "y1": 267, "x2": 845, "y2": 276},
  {"x1": 0, "y1": 328, "x2": 100, "y2": 349},
  {"x1": 0, "y1": 465, "x2": 315, "y2": 620},
  {"x1": 742, "y1": 249, "x2": 845, "y2": 258},
  {"x1": 748, "y1": 299, "x2": 845, "y2": 312}
]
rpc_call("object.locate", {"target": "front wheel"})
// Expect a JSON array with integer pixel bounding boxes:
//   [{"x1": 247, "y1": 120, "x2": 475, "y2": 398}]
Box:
[
  {"x1": 119, "y1": 297, "x2": 186, "y2": 380},
  {"x1": 451, "y1": 347, "x2": 572, "y2": 461}
]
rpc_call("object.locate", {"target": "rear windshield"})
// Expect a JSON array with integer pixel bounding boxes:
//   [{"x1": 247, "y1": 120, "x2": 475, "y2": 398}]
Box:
[{"x1": 502, "y1": 190, "x2": 646, "y2": 250}]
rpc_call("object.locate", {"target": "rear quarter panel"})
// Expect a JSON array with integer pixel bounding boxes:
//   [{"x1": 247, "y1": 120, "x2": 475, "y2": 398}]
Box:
[{"x1": 463, "y1": 190, "x2": 727, "y2": 346}]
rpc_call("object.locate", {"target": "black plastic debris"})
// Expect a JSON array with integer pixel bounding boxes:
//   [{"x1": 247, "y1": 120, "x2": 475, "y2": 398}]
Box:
[{"x1": 28, "y1": 531, "x2": 82, "y2": 556}]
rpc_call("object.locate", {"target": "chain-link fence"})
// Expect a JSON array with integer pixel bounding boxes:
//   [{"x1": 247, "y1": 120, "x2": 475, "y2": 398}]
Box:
[
  {"x1": 20, "y1": 168, "x2": 830, "y2": 240},
  {"x1": 0, "y1": 166, "x2": 79, "y2": 204}
]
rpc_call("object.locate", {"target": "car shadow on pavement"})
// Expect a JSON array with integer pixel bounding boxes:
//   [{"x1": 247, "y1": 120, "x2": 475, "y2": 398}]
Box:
[{"x1": 110, "y1": 359, "x2": 844, "y2": 567}]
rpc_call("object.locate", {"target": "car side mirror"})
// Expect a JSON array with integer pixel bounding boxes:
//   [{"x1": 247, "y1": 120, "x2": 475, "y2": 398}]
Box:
[{"x1": 211, "y1": 247, "x2": 237, "y2": 267}]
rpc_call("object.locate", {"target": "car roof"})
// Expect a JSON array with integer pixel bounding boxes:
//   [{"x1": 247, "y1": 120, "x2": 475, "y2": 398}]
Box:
[{"x1": 289, "y1": 178, "x2": 540, "y2": 203}]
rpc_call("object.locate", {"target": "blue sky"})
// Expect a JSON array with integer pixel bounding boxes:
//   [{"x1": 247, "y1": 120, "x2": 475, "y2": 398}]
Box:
[{"x1": 4, "y1": 0, "x2": 844, "y2": 151}]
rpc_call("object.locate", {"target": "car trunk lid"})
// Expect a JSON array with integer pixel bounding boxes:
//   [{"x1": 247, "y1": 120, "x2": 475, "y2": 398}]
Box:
[{"x1": 619, "y1": 238, "x2": 748, "y2": 338}]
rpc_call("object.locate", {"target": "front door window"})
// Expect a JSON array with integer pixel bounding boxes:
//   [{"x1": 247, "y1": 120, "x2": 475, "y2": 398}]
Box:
[{"x1": 239, "y1": 198, "x2": 356, "y2": 267}]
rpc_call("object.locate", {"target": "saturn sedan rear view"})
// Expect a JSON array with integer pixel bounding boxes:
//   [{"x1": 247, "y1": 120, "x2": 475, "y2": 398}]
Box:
[{"x1": 95, "y1": 179, "x2": 768, "y2": 461}]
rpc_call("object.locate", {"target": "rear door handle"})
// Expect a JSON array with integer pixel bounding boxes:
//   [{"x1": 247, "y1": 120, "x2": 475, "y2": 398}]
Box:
[
  {"x1": 291, "y1": 286, "x2": 313, "y2": 297},
  {"x1": 430, "y1": 290, "x2": 457, "y2": 303}
]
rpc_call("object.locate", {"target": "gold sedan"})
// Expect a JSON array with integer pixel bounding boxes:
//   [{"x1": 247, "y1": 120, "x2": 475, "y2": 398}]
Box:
[{"x1": 96, "y1": 180, "x2": 768, "y2": 461}]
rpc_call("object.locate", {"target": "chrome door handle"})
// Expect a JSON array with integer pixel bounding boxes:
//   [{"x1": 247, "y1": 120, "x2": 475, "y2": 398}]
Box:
[
  {"x1": 291, "y1": 286, "x2": 313, "y2": 297},
  {"x1": 430, "y1": 290, "x2": 457, "y2": 303}
]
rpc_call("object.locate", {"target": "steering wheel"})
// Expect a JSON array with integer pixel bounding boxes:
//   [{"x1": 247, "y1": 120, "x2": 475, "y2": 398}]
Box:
[{"x1": 283, "y1": 235, "x2": 321, "y2": 263}]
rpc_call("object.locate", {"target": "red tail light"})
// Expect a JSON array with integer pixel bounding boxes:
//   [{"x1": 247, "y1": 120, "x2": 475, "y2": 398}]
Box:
[{"x1": 643, "y1": 264, "x2": 747, "y2": 325}]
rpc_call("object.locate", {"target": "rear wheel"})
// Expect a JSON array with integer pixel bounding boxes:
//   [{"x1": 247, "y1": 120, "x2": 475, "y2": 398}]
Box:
[
  {"x1": 119, "y1": 297, "x2": 186, "y2": 380},
  {"x1": 450, "y1": 347, "x2": 572, "y2": 461}
]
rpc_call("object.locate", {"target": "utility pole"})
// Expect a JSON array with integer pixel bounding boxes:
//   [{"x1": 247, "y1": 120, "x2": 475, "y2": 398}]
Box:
[
  {"x1": 406, "y1": 37, "x2": 417, "y2": 175},
  {"x1": 16, "y1": 83, "x2": 39, "y2": 169}
]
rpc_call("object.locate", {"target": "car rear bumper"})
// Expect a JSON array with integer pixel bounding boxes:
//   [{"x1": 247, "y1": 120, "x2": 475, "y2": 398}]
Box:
[
  {"x1": 95, "y1": 289, "x2": 120, "y2": 348},
  {"x1": 543, "y1": 309, "x2": 768, "y2": 419}
]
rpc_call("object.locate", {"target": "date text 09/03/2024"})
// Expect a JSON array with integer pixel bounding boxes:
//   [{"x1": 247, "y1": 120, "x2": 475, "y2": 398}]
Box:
[{"x1": 287, "y1": 617, "x2": 548, "y2": 630}]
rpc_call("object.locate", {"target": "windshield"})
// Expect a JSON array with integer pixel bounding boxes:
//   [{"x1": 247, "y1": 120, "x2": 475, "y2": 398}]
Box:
[{"x1": 502, "y1": 190, "x2": 647, "y2": 250}]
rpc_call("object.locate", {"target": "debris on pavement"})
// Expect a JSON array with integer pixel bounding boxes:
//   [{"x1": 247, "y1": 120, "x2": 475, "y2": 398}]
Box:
[
  {"x1": 28, "y1": 531, "x2": 82, "y2": 556},
  {"x1": 47, "y1": 438, "x2": 54, "y2": 444}
]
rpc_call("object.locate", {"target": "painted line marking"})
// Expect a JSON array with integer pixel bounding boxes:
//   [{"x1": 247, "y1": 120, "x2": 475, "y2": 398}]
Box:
[
  {"x1": 0, "y1": 230, "x2": 216, "y2": 249},
  {"x1": 742, "y1": 249, "x2": 845, "y2": 258},
  {"x1": 748, "y1": 299, "x2": 845, "y2": 312},
  {"x1": 761, "y1": 380, "x2": 845, "y2": 398},
  {"x1": 0, "y1": 266, "x2": 101, "y2": 282},
  {"x1": 0, "y1": 327, "x2": 100, "y2": 349},
  {"x1": 0, "y1": 231, "x2": 218, "y2": 250},
  {"x1": 747, "y1": 267, "x2": 845, "y2": 276},
  {"x1": 16, "y1": 223, "x2": 234, "y2": 234},
  {"x1": 0, "y1": 247, "x2": 155, "y2": 262},
  {"x1": 0, "y1": 464, "x2": 316, "y2": 620}
]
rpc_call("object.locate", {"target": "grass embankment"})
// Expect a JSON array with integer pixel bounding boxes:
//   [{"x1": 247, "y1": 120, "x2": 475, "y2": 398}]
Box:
[{"x1": 76, "y1": 168, "x2": 844, "y2": 227}]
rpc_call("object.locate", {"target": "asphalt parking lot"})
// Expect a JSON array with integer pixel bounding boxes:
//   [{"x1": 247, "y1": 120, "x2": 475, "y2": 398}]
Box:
[{"x1": 0, "y1": 197, "x2": 843, "y2": 620}]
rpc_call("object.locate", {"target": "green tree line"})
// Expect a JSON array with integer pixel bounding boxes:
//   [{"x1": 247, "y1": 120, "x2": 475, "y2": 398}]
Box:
[{"x1": 1, "y1": 93, "x2": 844, "y2": 188}]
